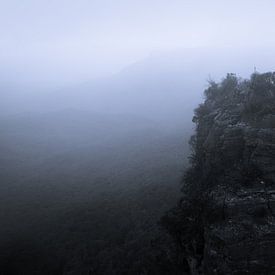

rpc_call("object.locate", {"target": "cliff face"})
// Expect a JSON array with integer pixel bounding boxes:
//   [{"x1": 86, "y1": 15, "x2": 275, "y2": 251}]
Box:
[{"x1": 163, "y1": 73, "x2": 275, "y2": 274}]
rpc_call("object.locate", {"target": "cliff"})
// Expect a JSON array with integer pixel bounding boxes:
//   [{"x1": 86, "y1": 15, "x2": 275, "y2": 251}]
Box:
[{"x1": 162, "y1": 72, "x2": 275, "y2": 274}]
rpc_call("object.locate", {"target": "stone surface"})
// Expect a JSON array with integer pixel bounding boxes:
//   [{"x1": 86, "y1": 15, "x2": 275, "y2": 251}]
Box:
[{"x1": 170, "y1": 73, "x2": 275, "y2": 274}]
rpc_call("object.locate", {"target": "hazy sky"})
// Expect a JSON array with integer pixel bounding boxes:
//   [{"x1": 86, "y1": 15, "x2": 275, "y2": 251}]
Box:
[{"x1": 1, "y1": 0, "x2": 275, "y2": 86}]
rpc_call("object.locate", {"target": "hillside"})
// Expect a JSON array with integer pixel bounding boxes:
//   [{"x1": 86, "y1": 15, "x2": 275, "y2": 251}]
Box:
[
  {"x1": 0, "y1": 110, "x2": 190, "y2": 274},
  {"x1": 163, "y1": 72, "x2": 275, "y2": 274}
]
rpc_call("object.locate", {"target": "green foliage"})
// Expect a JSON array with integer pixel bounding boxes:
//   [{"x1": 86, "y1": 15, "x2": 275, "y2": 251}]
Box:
[
  {"x1": 193, "y1": 103, "x2": 211, "y2": 123},
  {"x1": 199, "y1": 72, "x2": 275, "y2": 123},
  {"x1": 204, "y1": 73, "x2": 239, "y2": 100},
  {"x1": 243, "y1": 72, "x2": 275, "y2": 121},
  {"x1": 204, "y1": 79, "x2": 219, "y2": 99}
]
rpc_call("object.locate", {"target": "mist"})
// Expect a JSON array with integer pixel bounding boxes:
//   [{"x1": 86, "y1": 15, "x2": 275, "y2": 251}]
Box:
[
  {"x1": 2, "y1": 0, "x2": 275, "y2": 85},
  {"x1": 1, "y1": 1, "x2": 275, "y2": 274}
]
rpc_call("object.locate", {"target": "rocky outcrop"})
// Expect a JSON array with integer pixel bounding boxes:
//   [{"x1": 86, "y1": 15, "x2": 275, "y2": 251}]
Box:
[{"x1": 162, "y1": 73, "x2": 275, "y2": 274}]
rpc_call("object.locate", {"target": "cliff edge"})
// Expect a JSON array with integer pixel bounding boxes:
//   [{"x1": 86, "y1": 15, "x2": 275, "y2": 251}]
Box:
[{"x1": 162, "y1": 72, "x2": 275, "y2": 274}]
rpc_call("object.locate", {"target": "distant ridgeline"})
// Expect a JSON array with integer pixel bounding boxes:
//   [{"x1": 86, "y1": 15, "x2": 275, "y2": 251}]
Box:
[{"x1": 162, "y1": 72, "x2": 275, "y2": 274}]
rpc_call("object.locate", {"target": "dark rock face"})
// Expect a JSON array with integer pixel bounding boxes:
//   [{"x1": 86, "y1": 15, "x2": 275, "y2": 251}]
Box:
[{"x1": 162, "y1": 73, "x2": 275, "y2": 274}]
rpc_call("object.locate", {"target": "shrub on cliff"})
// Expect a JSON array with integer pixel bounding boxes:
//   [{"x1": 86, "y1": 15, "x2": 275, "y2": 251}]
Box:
[{"x1": 161, "y1": 72, "x2": 275, "y2": 273}]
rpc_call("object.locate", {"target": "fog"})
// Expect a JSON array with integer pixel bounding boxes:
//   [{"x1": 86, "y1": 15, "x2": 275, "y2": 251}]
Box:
[
  {"x1": 1, "y1": 1, "x2": 275, "y2": 274},
  {"x1": 1, "y1": 0, "x2": 275, "y2": 86}
]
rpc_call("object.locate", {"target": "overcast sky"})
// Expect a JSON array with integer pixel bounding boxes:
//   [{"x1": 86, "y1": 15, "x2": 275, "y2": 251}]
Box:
[{"x1": 1, "y1": 0, "x2": 275, "y2": 86}]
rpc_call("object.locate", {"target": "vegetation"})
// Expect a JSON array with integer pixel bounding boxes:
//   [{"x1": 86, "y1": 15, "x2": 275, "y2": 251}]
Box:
[{"x1": 161, "y1": 72, "x2": 275, "y2": 274}]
